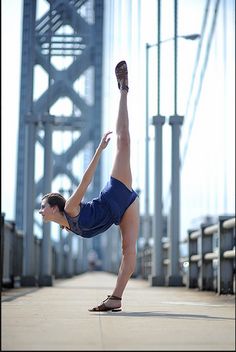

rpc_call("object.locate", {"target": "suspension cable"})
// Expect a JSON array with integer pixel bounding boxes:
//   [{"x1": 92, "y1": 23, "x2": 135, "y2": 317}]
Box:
[{"x1": 181, "y1": 0, "x2": 220, "y2": 167}]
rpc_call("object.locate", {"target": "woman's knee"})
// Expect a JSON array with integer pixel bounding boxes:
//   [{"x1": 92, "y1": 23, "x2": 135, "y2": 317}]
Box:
[{"x1": 117, "y1": 132, "x2": 130, "y2": 148}]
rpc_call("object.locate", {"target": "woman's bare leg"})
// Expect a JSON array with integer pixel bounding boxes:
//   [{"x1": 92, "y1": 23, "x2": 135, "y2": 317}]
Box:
[
  {"x1": 89, "y1": 62, "x2": 139, "y2": 312},
  {"x1": 111, "y1": 90, "x2": 132, "y2": 189},
  {"x1": 106, "y1": 64, "x2": 139, "y2": 308},
  {"x1": 100, "y1": 199, "x2": 139, "y2": 311},
  {"x1": 112, "y1": 199, "x2": 139, "y2": 297}
]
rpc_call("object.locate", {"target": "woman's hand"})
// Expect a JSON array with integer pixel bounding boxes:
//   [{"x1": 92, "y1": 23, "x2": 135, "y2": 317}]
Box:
[
  {"x1": 60, "y1": 225, "x2": 70, "y2": 232},
  {"x1": 98, "y1": 131, "x2": 112, "y2": 150}
]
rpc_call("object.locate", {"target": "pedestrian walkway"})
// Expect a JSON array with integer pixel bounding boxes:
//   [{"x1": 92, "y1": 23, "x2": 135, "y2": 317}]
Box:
[{"x1": 2, "y1": 272, "x2": 235, "y2": 351}]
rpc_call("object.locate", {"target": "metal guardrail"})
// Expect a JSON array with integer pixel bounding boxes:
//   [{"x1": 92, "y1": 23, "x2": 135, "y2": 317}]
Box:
[
  {"x1": 2, "y1": 212, "x2": 235, "y2": 294},
  {"x1": 137, "y1": 215, "x2": 235, "y2": 294},
  {"x1": 188, "y1": 216, "x2": 235, "y2": 294},
  {"x1": 137, "y1": 247, "x2": 152, "y2": 279},
  {"x1": 1, "y1": 213, "x2": 84, "y2": 289}
]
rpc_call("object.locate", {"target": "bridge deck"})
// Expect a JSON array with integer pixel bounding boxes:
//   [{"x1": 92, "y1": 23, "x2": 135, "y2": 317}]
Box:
[{"x1": 2, "y1": 272, "x2": 235, "y2": 351}]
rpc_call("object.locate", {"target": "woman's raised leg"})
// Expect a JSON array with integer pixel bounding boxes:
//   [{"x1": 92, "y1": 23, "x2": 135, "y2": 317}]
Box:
[{"x1": 111, "y1": 61, "x2": 132, "y2": 189}]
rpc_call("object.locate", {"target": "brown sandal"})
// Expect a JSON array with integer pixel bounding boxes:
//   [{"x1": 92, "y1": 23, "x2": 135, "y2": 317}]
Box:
[
  {"x1": 115, "y1": 61, "x2": 129, "y2": 92},
  {"x1": 88, "y1": 295, "x2": 122, "y2": 312}
]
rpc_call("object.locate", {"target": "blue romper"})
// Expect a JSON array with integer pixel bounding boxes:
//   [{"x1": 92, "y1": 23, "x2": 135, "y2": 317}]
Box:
[{"x1": 64, "y1": 176, "x2": 138, "y2": 238}]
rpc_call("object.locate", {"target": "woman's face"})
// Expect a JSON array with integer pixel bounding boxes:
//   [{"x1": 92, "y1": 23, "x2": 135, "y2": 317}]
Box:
[{"x1": 39, "y1": 199, "x2": 54, "y2": 223}]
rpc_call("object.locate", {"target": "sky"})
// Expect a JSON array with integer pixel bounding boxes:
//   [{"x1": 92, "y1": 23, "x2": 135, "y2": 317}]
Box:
[{"x1": 1, "y1": 0, "x2": 235, "y2": 242}]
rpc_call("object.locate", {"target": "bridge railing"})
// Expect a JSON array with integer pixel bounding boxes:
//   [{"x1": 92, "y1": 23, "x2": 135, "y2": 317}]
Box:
[
  {"x1": 1, "y1": 213, "x2": 83, "y2": 289},
  {"x1": 188, "y1": 216, "x2": 235, "y2": 294},
  {"x1": 1, "y1": 217, "x2": 23, "y2": 288},
  {"x1": 1, "y1": 212, "x2": 235, "y2": 293},
  {"x1": 137, "y1": 215, "x2": 235, "y2": 294},
  {"x1": 137, "y1": 246, "x2": 152, "y2": 279}
]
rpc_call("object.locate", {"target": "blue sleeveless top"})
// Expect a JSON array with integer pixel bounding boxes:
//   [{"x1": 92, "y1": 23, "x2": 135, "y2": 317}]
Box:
[{"x1": 64, "y1": 176, "x2": 138, "y2": 238}]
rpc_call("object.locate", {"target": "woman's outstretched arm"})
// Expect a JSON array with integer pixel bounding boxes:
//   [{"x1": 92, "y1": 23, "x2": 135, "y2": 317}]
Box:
[{"x1": 64, "y1": 131, "x2": 112, "y2": 215}]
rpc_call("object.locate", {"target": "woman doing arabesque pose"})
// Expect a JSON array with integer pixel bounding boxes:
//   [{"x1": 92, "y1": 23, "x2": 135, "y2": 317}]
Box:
[{"x1": 39, "y1": 61, "x2": 140, "y2": 312}]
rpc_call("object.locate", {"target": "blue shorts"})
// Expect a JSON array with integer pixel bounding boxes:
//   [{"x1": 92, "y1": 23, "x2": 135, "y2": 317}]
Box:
[{"x1": 101, "y1": 176, "x2": 138, "y2": 225}]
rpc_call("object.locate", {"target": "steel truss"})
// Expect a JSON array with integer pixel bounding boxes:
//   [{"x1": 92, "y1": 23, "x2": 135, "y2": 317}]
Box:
[{"x1": 15, "y1": 0, "x2": 103, "y2": 285}]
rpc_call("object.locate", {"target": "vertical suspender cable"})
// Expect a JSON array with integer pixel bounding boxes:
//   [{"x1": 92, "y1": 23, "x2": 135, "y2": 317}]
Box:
[
  {"x1": 174, "y1": 0, "x2": 178, "y2": 115},
  {"x1": 181, "y1": 0, "x2": 220, "y2": 166},
  {"x1": 157, "y1": 0, "x2": 161, "y2": 115}
]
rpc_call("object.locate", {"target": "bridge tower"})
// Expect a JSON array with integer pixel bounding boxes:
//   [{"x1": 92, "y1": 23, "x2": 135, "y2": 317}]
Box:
[{"x1": 15, "y1": 0, "x2": 104, "y2": 285}]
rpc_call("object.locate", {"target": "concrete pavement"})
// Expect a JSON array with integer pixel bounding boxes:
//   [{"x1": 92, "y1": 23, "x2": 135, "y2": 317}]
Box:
[{"x1": 2, "y1": 272, "x2": 235, "y2": 351}]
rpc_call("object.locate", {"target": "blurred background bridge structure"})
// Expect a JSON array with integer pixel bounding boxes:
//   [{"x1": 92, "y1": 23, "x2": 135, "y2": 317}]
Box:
[{"x1": 1, "y1": 0, "x2": 235, "y2": 296}]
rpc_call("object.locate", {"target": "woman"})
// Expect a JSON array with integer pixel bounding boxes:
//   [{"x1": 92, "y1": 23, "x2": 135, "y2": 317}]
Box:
[{"x1": 39, "y1": 61, "x2": 140, "y2": 312}]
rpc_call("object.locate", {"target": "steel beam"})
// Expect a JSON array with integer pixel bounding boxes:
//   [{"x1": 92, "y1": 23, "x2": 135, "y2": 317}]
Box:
[{"x1": 16, "y1": 0, "x2": 104, "y2": 285}]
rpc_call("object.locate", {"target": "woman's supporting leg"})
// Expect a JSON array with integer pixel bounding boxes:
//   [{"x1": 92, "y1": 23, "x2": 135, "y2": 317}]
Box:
[
  {"x1": 95, "y1": 199, "x2": 139, "y2": 311},
  {"x1": 98, "y1": 199, "x2": 139, "y2": 311},
  {"x1": 112, "y1": 198, "x2": 139, "y2": 297}
]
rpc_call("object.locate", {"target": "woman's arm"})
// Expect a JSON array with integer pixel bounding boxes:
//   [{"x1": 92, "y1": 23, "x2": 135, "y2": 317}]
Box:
[{"x1": 64, "y1": 131, "x2": 112, "y2": 215}]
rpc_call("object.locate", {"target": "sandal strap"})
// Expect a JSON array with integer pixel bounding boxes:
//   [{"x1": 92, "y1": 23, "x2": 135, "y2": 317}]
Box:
[
  {"x1": 119, "y1": 84, "x2": 129, "y2": 92},
  {"x1": 110, "y1": 295, "x2": 122, "y2": 300},
  {"x1": 95, "y1": 303, "x2": 109, "y2": 311},
  {"x1": 103, "y1": 295, "x2": 121, "y2": 303}
]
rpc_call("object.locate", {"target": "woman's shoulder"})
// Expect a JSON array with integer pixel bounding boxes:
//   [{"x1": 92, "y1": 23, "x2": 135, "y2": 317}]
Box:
[{"x1": 64, "y1": 203, "x2": 81, "y2": 218}]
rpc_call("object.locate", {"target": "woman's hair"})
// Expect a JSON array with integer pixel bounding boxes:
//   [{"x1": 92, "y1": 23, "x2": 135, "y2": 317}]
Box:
[{"x1": 42, "y1": 192, "x2": 66, "y2": 212}]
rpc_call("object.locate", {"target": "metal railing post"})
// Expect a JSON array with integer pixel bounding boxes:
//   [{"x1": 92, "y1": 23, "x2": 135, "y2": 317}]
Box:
[
  {"x1": 218, "y1": 216, "x2": 235, "y2": 294},
  {"x1": 187, "y1": 229, "x2": 198, "y2": 288},
  {"x1": 199, "y1": 224, "x2": 214, "y2": 291},
  {"x1": 65, "y1": 233, "x2": 73, "y2": 277},
  {"x1": 1, "y1": 213, "x2": 5, "y2": 290}
]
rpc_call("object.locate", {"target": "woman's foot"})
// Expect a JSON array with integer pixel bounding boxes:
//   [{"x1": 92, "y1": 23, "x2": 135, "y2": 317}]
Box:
[
  {"x1": 88, "y1": 295, "x2": 122, "y2": 312},
  {"x1": 115, "y1": 61, "x2": 129, "y2": 92}
]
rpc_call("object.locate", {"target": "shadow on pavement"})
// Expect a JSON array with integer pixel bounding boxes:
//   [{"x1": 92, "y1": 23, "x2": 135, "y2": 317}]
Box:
[{"x1": 90, "y1": 310, "x2": 234, "y2": 320}]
